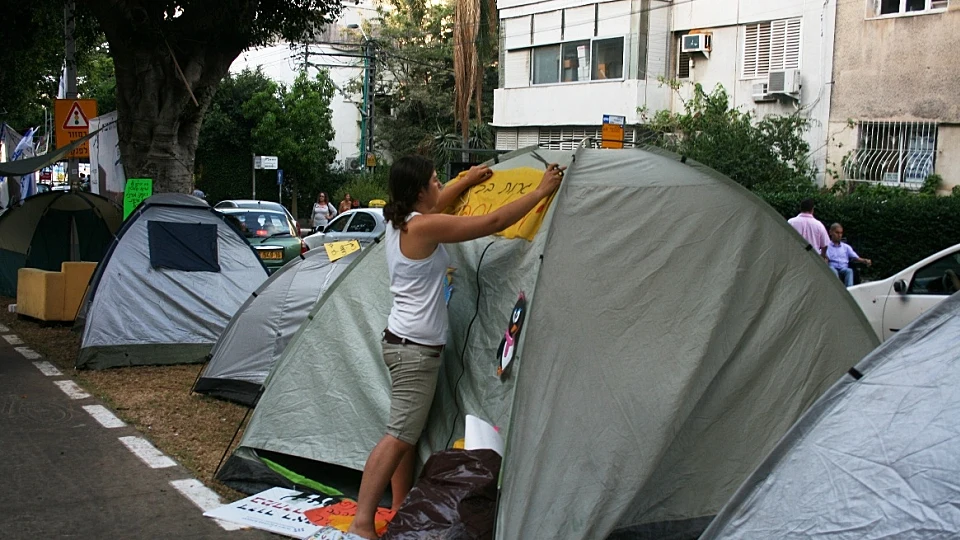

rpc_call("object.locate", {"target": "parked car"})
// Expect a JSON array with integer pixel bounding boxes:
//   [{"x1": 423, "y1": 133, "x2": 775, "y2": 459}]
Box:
[
  {"x1": 215, "y1": 199, "x2": 296, "y2": 225},
  {"x1": 217, "y1": 207, "x2": 307, "y2": 273},
  {"x1": 303, "y1": 208, "x2": 385, "y2": 249},
  {"x1": 849, "y1": 243, "x2": 960, "y2": 341}
]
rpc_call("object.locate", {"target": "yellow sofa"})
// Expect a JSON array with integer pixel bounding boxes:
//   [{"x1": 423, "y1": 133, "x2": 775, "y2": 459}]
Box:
[{"x1": 17, "y1": 262, "x2": 98, "y2": 322}]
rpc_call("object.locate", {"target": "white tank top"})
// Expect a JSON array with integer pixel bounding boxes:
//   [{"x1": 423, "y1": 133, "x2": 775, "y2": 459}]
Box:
[{"x1": 386, "y1": 212, "x2": 451, "y2": 346}]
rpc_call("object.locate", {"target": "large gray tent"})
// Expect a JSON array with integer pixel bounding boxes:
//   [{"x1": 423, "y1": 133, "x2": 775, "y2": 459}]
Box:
[
  {"x1": 76, "y1": 193, "x2": 268, "y2": 369},
  {"x1": 217, "y1": 147, "x2": 879, "y2": 539},
  {"x1": 194, "y1": 245, "x2": 368, "y2": 405},
  {"x1": 701, "y1": 291, "x2": 960, "y2": 539}
]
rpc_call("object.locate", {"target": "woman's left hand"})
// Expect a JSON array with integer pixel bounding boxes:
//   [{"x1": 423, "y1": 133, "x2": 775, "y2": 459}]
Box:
[{"x1": 464, "y1": 164, "x2": 493, "y2": 186}]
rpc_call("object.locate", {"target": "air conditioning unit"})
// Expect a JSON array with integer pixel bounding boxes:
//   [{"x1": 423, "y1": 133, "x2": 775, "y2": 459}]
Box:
[
  {"x1": 752, "y1": 82, "x2": 776, "y2": 102},
  {"x1": 681, "y1": 33, "x2": 711, "y2": 54},
  {"x1": 346, "y1": 157, "x2": 362, "y2": 171},
  {"x1": 767, "y1": 69, "x2": 801, "y2": 96}
]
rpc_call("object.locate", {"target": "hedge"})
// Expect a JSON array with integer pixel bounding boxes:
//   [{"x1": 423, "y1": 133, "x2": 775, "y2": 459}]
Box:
[{"x1": 759, "y1": 191, "x2": 960, "y2": 281}]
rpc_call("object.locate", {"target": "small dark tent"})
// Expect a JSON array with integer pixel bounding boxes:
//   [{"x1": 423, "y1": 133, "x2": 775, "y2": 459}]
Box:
[{"x1": 0, "y1": 191, "x2": 122, "y2": 297}]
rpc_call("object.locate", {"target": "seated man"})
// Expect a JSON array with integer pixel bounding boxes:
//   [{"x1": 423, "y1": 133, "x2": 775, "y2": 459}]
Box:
[{"x1": 826, "y1": 223, "x2": 872, "y2": 287}]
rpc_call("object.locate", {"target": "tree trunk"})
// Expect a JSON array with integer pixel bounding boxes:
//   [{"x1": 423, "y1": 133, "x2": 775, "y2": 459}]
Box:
[{"x1": 89, "y1": 5, "x2": 242, "y2": 193}]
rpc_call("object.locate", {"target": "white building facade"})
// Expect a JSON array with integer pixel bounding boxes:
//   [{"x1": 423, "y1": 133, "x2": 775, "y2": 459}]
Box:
[{"x1": 494, "y1": 0, "x2": 837, "y2": 181}]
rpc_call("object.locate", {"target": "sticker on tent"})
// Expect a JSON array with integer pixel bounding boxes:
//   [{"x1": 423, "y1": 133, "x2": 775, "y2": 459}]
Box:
[
  {"x1": 324, "y1": 240, "x2": 361, "y2": 262},
  {"x1": 304, "y1": 500, "x2": 395, "y2": 537},
  {"x1": 446, "y1": 167, "x2": 558, "y2": 241}
]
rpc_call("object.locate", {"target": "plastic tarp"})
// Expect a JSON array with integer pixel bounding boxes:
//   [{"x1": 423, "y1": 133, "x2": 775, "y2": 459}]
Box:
[
  {"x1": 76, "y1": 193, "x2": 268, "y2": 369},
  {"x1": 701, "y1": 291, "x2": 960, "y2": 539},
  {"x1": 218, "y1": 147, "x2": 879, "y2": 539},
  {"x1": 194, "y1": 245, "x2": 367, "y2": 405},
  {"x1": 0, "y1": 127, "x2": 102, "y2": 176}
]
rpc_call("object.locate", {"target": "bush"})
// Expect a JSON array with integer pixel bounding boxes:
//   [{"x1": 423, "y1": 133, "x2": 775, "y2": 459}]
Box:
[
  {"x1": 762, "y1": 191, "x2": 960, "y2": 280},
  {"x1": 334, "y1": 168, "x2": 389, "y2": 207}
]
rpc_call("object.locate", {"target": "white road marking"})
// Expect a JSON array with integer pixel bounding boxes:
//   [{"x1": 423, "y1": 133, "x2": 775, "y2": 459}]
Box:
[
  {"x1": 0, "y1": 323, "x2": 9, "y2": 332},
  {"x1": 15, "y1": 347, "x2": 41, "y2": 360},
  {"x1": 54, "y1": 380, "x2": 90, "y2": 400},
  {"x1": 3, "y1": 334, "x2": 24, "y2": 345},
  {"x1": 118, "y1": 436, "x2": 176, "y2": 469},
  {"x1": 82, "y1": 405, "x2": 126, "y2": 428},
  {"x1": 32, "y1": 361, "x2": 62, "y2": 377},
  {"x1": 170, "y1": 479, "x2": 244, "y2": 531}
]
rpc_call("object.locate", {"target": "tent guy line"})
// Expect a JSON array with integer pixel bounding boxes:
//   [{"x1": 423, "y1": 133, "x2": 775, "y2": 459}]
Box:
[{"x1": 0, "y1": 328, "x2": 240, "y2": 532}]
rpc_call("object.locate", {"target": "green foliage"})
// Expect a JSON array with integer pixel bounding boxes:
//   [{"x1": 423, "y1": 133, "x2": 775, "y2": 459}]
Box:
[
  {"x1": 196, "y1": 69, "x2": 276, "y2": 204},
  {"x1": 366, "y1": 0, "x2": 495, "y2": 170},
  {"x1": 762, "y1": 191, "x2": 960, "y2": 281},
  {"x1": 334, "y1": 169, "x2": 390, "y2": 206},
  {"x1": 647, "y1": 83, "x2": 817, "y2": 193},
  {"x1": 245, "y1": 70, "x2": 338, "y2": 208},
  {"x1": 78, "y1": 43, "x2": 117, "y2": 114},
  {"x1": 921, "y1": 174, "x2": 943, "y2": 195}
]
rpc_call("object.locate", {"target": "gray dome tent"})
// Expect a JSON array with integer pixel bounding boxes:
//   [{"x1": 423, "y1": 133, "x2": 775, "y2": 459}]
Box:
[
  {"x1": 0, "y1": 191, "x2": 122, "y2": 297},
  {"x1": 217, "y1": 147, "x2": 879, "y2": 539},
  {"x1": 194, "y1": 244, "x2": 369, "y2": 406},
  {"x1": 701, "y1": 291, "x2": 960, "y2": 539},
  {"x1": 76, "y1": 193, "x2": 268, "y2": 369}
]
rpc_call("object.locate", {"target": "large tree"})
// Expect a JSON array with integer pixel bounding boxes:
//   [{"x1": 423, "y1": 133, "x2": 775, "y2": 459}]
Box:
[{"x1": 81, "y1": 0, "x2": 342, "y2": 193}]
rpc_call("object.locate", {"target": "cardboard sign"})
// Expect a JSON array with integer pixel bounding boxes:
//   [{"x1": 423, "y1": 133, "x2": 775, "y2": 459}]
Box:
[
  {"x1": 324, "y1": 240, "x2": 361, "y2": 262},
  {"x1": 447, "y1": 167, "x2": 557, "y2": 241},
  {"x1": 203, "y1": 487, "x2": 330, "y2": 539},
  {"x1": 122, "y1": 178, "x2": 153, "y2": 219},
  {"x1": 55, "y1": 99, "x2": 98, "y2": 158}
]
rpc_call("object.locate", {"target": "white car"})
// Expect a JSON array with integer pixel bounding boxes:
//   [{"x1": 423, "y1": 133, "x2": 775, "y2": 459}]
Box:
[
  {"x1": 303, "y1": 208, "x2": 385, "y2": 249},
  {"x1": 849, "y1": 243, "x2": 960, "y2": 341}
]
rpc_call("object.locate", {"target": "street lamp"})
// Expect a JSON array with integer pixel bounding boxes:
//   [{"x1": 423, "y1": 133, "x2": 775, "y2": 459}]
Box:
[{"x1": 347, "y1": 23, "x2": 376, "y2": 171}]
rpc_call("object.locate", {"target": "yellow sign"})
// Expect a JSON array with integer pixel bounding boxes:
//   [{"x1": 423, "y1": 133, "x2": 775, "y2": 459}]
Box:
[
  {"x1": 55, "y1": 99, "x2": 98, "y2": 158},
  {"x1": 365, "y1": 154, "x2": 377, "y2": 167},
  {"x1": 324, "y1": 240, "x2": 361, "y2": 262},
  {"x1": 601, "y1": 123, "x2": 624, "y2": 149},
  {"x1": 446, "y1": 167, "x2": 557, "y2": 241}
]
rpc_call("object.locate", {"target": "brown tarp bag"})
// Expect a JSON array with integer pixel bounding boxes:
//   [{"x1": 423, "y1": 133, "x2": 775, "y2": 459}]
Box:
[{"x1": 382, "y1": 449, "x2": 502, "y2": 540}]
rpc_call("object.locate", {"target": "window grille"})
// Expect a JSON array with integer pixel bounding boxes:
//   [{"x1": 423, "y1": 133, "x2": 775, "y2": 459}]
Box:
[
  {"x1": 843, "y1": 121, "x2": 938, "y2": 185},
  {"x1": 742, "y1": 18, "x2": 801, "y2": 79},
  {"x1": 676, "y1": 33, "x2": 691, "y2": 79},
  {"x1": 872, "y1": 0, "x2": 949, "y2": 16}
]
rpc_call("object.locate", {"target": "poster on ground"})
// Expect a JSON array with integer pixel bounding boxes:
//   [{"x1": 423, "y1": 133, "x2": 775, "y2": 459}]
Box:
[{"x1": 203, "y1": 487, "x2": 329, "y2": 539}]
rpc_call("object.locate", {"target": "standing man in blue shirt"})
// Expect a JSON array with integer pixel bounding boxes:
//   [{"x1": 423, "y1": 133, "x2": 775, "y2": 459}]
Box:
[{"x1": 826, "y1": 223, "x2": 872, "y2": 287}]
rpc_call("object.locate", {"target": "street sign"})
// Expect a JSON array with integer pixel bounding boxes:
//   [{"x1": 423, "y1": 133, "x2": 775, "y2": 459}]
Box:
[
  {"x1": 55, "y1": 99, "x2": 98, "y2": 158},
  {"x1": 255, "y1": 155, "x2": 278, "y2": 170},
  {"x1": 277, "y1": 169, "x2": 284, "y2": 185},
  {"x1": 601, "y1": 114, "x2": 626, "y2": 149}
]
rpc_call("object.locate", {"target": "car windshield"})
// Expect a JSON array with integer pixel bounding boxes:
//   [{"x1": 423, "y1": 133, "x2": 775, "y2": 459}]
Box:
[{"x1": 224, "y1": 210, "x2": 294, "y2": 238}]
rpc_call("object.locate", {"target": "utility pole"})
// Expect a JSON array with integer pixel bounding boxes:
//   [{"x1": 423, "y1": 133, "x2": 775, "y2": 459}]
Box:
[
  {"x1": 365, "y1": 40, "x2": 376, "y2": 172},
  {"x1": 64, "y1": 0, "x2": 79, "y2": 190}
]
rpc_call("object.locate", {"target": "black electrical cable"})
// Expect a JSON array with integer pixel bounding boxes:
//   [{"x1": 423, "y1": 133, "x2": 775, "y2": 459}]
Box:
[{"x1": 445, "y1": 240, "x2": 495, "y2": 449}]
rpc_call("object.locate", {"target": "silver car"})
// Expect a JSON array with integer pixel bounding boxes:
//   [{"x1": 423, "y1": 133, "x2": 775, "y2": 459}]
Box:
[{"x1": 304, "y1": 208, "x2": 385, "y2": 249}]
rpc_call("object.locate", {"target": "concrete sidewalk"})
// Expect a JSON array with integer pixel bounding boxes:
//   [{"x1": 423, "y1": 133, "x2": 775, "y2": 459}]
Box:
[{"x1": 0, "y1": 328, "x2": 276, "y2": 539}]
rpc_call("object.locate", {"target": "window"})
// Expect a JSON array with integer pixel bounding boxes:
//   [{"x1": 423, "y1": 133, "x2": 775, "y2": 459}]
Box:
[
  {"x1": 147, "y1": 221, "x2": 220, "y2": 272},
  {"x1": 532, "y1": 46, "x2": 560, "y2": 84},
  {"x1": 538, "y1": 126, "x2": 637, "y2": 150},
  {"x1": 742, "y1": 18, "x2": 801, "y2": 79},
  {"x1": 346, "y1": 212, "x2": 378, "y2": 233},
  {"x1": 561, "y1": 41, "x2": 591, "y2": 82},
  {"x1": 676, "y1": 32, "x2": 691, "y2": 79},
  {"x1": 875, "y1": 0, "x2": 948, "y2": 16},
  {"x1": 325, "y1": 214, "x2": 350, "y2": 233},
  {"x1": 843, "y1": 122, "x2": 938, "y2": 185},
  {"x1": 592, "y1": 37, "x2": 624, "y2": 80},
  {"x1": 908, "y1": 252, "x2": 960, "y2": 295}
]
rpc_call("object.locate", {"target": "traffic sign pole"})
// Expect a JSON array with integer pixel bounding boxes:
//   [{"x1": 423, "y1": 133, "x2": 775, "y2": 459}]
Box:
[{"x1": 252, "y1": 153, "x2": 256, "y2": 200}]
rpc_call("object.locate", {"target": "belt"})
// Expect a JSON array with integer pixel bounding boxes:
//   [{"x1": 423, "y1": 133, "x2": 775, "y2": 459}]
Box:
[{"x1": 383, "y1": 329, "x2": 444, "y2": 351}]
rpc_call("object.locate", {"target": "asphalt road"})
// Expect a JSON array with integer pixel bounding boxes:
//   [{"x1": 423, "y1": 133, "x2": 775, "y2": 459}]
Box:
[{"x1": 0, "y1": 325, "x2": 276, "y2": 539}]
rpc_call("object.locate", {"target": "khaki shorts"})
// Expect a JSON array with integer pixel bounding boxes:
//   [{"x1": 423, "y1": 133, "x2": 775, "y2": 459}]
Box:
[{"x1": 382, "y1": 340, "x2": 443, "y2": 445}]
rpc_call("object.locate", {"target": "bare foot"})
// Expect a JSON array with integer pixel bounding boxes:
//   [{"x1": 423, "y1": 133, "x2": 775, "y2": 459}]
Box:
[{"x1": 346, "y1": 521, "x2": 378, "y2": 540}]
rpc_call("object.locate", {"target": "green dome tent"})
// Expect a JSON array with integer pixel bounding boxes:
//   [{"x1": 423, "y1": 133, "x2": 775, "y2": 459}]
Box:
[
  {"x1": 217, "y1": 146, "x2": 880, "y2": 539},
  {"x1": 0, "y1": 191, "x2": 122, "y2": 297}
]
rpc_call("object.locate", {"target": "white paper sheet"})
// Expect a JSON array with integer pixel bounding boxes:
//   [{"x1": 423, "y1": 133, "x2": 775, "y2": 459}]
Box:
[{"x1": 464, "y1": 414, "x2": 504, "y2": 456}]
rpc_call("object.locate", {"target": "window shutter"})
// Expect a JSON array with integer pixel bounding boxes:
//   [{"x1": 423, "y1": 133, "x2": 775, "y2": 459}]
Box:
[
  {"x1": 564, "y1": 5, "x2": 594, "y2": 41},
  {"x1": 743, "y1": 24, "x2": 759, "y2": 78},
  {"x1": 496, "y1": 129, "x2": 519, "y2": 151},
  {"x1": 533, "y1": 11, "x2": 562, "y2": 45},
  {"x1": 784, "y1": 18, "x2": 801, "y2": 69},
  {"x1": 517, "y1": 128, "x2": 540, "y2": 148},
  {"x1": 504, "y1": 50, "x2": 531, "y2": 88},
  {"x1": 756, "y1": 22, "x2": 772, "y2": 77},
  {"x1": 504, "y1": 16, "x2": 532, "y2": 50},
  {"x1": 742, "y1": 18, "x2": 800, "y2": 79}
]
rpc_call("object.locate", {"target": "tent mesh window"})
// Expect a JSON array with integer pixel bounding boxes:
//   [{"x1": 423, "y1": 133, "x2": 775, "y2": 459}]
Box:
[{"x1": 147, "y1": 221, "x2": 221, "y2": 272}]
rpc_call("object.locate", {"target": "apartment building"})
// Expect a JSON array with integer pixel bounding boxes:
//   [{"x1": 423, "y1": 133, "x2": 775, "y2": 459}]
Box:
[
  {"x1": 827, "y1": 0, "x2": 960, "y2": 191},
  {"x1": 494, "y1": 0, "x2": 838, "y2": 182}
]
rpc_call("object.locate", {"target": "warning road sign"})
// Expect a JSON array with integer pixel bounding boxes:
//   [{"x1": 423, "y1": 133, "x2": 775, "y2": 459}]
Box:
[{"x1": 55, "y1": 99, "x2": 98, "y2": 159}]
